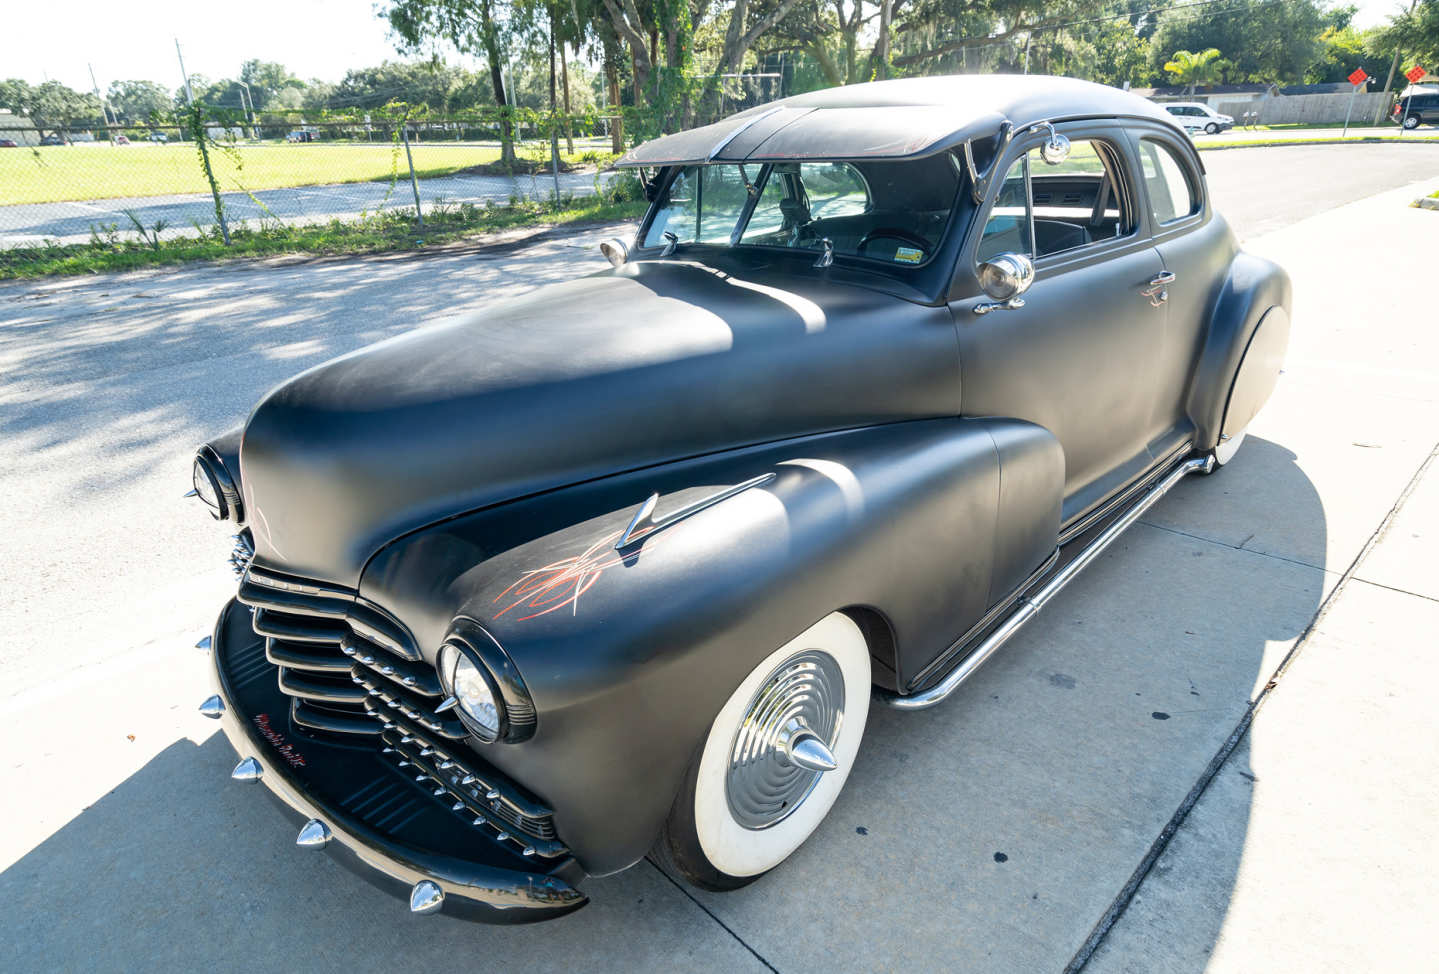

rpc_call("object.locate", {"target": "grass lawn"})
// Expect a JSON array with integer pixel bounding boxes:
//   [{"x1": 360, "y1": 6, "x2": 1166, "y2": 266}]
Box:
[
  {"x1": 0, "y1": 193, "x2": 646, "y2": 279},
  {"x1": 0, "y1": 140, "x2": 614, "y2": 206}
]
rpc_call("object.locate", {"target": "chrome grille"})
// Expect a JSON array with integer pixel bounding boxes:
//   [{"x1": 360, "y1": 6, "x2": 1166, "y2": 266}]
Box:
[{"x1": 236, "y1": 564, "x2": 565, "y2": 855}]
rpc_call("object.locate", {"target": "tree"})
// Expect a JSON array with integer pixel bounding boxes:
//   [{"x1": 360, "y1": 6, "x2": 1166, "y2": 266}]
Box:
[
  {"x1": 385, "y1": 0, "x2": 521, "y2": 165},
  {"x1": 106, "y1": 79, "x2": 171, "y2": 124},
  {"x1": 1163, "y1": 47, "x2": 1226, "y2": 93},
  {"x1": 239, "y1": 60, "x2": 307, "y2": 110},
  {"x1": 1150, "y1": 0, "x2": 1325, "y2": 85},
  {"x1": 0, "y1": 79, "x2": 101, "y2": 138}
]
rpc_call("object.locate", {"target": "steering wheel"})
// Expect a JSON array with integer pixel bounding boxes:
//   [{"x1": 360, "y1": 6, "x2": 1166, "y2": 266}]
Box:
[{"x1": 857, "y1": 227, "x2": 932, "y2": 257}]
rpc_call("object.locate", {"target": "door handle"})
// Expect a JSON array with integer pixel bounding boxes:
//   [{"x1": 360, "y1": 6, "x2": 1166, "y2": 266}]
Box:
[{"x1": 1141, "y1": 271, "x2": 1175, "y2": 307}]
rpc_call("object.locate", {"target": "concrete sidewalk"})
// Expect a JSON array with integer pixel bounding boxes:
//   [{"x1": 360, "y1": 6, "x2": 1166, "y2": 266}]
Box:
[{"x1": 1, "y1": 170, "x2": 1435, "y2": 972}]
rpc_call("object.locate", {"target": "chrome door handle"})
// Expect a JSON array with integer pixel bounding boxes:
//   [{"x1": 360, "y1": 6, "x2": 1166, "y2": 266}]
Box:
[{"x1": 1141, "y1": 271, "x2": 1175, "y2": 306}]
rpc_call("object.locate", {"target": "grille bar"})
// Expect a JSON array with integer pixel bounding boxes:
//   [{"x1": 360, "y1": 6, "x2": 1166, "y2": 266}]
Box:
[{"x1": 266, "y1": 638, "x2": 354, "y2": 673}]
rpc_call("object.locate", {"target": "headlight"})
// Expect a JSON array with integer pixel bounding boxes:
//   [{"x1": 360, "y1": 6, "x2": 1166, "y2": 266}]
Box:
[
  {"x1": 435, "y1": 623, "x2": 537, "y2": 744},
  {"x1": 439, "y1": 642, "x2": 505, "y2": 742},
  {"x1": 189, "y1": 445, "x2": 243, "y2": 522}
]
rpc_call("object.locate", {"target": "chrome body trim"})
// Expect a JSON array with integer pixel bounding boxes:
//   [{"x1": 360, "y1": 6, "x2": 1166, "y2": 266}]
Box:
[
  {"x1": 880, "y1": 453, "x2": 1214, "y2": 711},
  {"x1": 705, "y1": 106, "x2": 785, "y2": 161},
  {"x1": 615, "y1": 473, "x2": 777, "y2": 552}
]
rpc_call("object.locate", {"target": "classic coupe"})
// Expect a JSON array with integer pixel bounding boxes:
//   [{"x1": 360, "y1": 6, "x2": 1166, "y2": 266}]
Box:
[{"x1": 191, "y1": 75, "x2": 1290, "y2": 922}]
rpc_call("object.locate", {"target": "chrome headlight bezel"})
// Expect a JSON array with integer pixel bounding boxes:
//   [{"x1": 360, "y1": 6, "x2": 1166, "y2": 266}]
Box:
[
  {"x1": 191, "y1": 445, "x2": 243, "y2": 522},
  {"x1": 436, "y1": 620, "x2": 537, "y2": 744}
]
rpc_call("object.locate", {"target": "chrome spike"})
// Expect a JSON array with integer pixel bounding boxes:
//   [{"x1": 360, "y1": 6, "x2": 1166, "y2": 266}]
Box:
[
  {"x1": 414, "y1": 774, "x2": 427, "y2": 782},
  {"x1": 420, "y1": 747, "x2": 435, "y2": 756},
  {"x1": 184, "y1": 488, "x2": 199, "y2": 498},
  {"x1": 382, "y1": 747, "x2": 395, "y2": 754},
  {"x1": 787, "y1": 733, "x2": 839, "y2": 773},
  {"x1": 496, "y1": 831, "x2": 511, "y2": 842},
  {"x1": 460, "y1": 775, "x2": 478, "y2": 786},
  {"x1": 400, "y1": 735, "x2": 416, "y2": 744},
  {"x1": 405, "y1": 709, "x2": 421, "y2": 720},
  {"x1": 485, "y1": 788, "x2": 500, "y2": 800},
  {"x1": 361, "y1": 655, "x2": 376, "y2": 665},
  {"x1": 368, "y1": 689, "x2": 382, "y2": 697},
  {"x1": 434, "y1": 695, "x2": 459, "y2": 714},
  {"x1": 296, "y1": 819, "x2": 331, "y2": 849},
  {"x1": 198, "y1": 695, "x2": 225, "y2": 719},
  {"x1": 425, "y1": 721, "x2": 442, "y2": 731},
  {"x1": 402, "y1": 677, "x2": 417, "y2": 687},
  {"x1": 522, "y1": 847, "x2": 536, "y2": 857},
  {"x1": 380, "y1": 666, "x2": 395, "y2": 676},
  {"x1": 230, "y1": 757, "x2": 263, "y2": 782},
  {"x1": 195, "y1": 635, "x2": 212, "y2": 651},
  {"x1": 386, "y1": 700, "x2": 401, "y2": 709},
  {"x1": 340, "y1": 643, "x2": 357, "y2": 657},
  {"x1": 451, "y1": 801, "x2": 465, "y2": 812},
  {"x1": 472, "y1": 817, "x2": 487, "y2": 827},
  {"x1": 432, "y1": 787, "x2": 446, "y2": 796},
  {"x1": 437, "y1": 761, "x2": 456, "y2": 770},
  {"x1": 397, "y1": 761, "x2": 410, "y2": 768},
  {"x1": 409, "y1": 880, "x2": 444, "y2": 916}
]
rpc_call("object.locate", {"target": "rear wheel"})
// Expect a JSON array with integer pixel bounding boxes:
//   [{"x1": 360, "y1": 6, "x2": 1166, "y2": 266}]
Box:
[
  {"x1": 657, "y1": 612, "x2": 871, "y2": 890},
  {"x1": 1205, "y1": 122, "x2": 1220, "y2": 134},
  {"x1": 1403, "y1": 115, "x2": 1421, "y2": 129}
]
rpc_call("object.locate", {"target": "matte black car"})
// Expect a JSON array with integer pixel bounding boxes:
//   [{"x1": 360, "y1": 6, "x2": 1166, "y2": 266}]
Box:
[
  {"x1": 191, "y1": 75, "x2": 1290, "y2": 923},
  {"x1": 1392, "y1": 89, "x2": 1439, "y2": 128}
]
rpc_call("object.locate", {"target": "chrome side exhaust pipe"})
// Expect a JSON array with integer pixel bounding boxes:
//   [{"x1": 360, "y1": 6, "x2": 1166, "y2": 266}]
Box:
[{"x1": 880, "y1": 454, "x2": 1213, "y2": 711}]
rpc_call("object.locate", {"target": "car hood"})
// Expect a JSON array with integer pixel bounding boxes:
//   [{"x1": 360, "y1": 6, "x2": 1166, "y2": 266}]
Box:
[{"x1": 239, "y1": 259, "x2": 961, "y2": 584}]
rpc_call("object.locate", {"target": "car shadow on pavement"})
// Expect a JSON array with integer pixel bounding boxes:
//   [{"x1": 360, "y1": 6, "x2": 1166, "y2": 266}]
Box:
[{"x1": 651, "y1": 435, "x2": 1328, "y2": 973}]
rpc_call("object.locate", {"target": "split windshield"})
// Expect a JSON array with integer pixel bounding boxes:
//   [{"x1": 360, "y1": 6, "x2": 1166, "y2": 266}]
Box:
[{"x1": 641, "y1": 155, "x2": 963, "y2": 268}]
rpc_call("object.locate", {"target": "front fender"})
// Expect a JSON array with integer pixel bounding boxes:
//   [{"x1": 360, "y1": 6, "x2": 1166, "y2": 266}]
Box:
[
  {"x1": 1187, "y1": 251, "x2": 1292, "y2": 450},
  {"x1": 358, "y1": 417, "x2": 1060, "y2": 875}
]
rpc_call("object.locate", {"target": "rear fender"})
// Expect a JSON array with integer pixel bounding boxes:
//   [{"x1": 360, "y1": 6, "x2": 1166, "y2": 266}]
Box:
[
  {"x1": 360, "y1": 417, "x2": 1061, "y2": 874},
  {"x1": 1187, "y1": 252, "x2": 1292, "y2": 449}
]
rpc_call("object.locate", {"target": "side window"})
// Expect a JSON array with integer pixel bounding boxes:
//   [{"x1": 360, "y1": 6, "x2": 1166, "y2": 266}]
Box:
[
  {"x1": 696, "y1": 165, "x2": 750, "y2": 243},
  {"x1": 976, "y1": 137, "x2": 1133, "y2": 264},
  {"x1": 1139, "y1": 138, "x2": 1200, "y2": 225},
  {"x1": 800, "y1": 162, "x2": 869, "y2": 220},
  {"x1": 976, "y1": 156, "x2": 1030, "y2": 262}
]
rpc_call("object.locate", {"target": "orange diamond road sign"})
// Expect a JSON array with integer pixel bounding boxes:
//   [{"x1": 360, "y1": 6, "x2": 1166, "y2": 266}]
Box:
[
  {"x1": 1406, "y1": 65, "x2": 1427, "y2": 83},
  {"x1": 1348, "y1": 68, "x2": 1369, "y2": 86}
]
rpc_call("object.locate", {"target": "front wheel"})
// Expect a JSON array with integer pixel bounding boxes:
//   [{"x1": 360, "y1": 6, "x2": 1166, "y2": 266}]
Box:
[
  {"x1": 1403, "y1": 115, "x2": 1421, "y2": 130},
  {"x1": 657, "y1": 612, "x2": 871, "y2": 890},
  {"x1": 1205, "y1": 122, "x2": 1220, "y2": 134}
]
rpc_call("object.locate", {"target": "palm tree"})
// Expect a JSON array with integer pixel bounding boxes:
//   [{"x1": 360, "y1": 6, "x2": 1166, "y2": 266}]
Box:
[{"x1": 1164, "y1": 48, "x2": 1226, "y2": 95}]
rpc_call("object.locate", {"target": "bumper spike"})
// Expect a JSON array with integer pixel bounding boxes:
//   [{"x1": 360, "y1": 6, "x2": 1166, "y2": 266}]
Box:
[
  {"x1": 435, "y1": 695, "x2": 459, "y2": 714},
  {"x1": 409, "y1": 880, "x2": 444, "y2": 916},
  {"x1": 198, "y1": 695, "x2": 225, "y2": 719},
  {"x1": 195, "y1": 635, "x2": 212, "y2": 651},
  {"x1": 296, "y1": 819, "x2": 332, "y2": 849},
  {"x1": 231, "y1": 757, "x2": 263, "y2": 782}
]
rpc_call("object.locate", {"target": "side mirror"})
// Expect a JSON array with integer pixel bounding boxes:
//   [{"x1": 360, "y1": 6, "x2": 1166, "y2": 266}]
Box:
[
  {"x1": 599, "y1": 237, "x2": 630, "y2": 267},
  {"x1": 975, "y1": 253, "x2": 1034, "y2": 314},
  {"x1": 1038, "y1": 121, "x2": 1071, "y2": 166}
]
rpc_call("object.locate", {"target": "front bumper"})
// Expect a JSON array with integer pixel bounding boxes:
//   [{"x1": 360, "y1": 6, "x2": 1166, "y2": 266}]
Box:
[{"x1": 206, "y1": 598, "x2": 587, "y2": 923}]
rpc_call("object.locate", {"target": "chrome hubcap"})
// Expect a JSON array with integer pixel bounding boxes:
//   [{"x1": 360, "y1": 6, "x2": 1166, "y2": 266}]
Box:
[{"x1": 725, "y1": 650, "x2": 845, "y2": 830}]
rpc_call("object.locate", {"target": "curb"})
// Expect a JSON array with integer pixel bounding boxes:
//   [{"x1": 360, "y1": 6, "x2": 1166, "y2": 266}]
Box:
[{"x1": 1198, "y1": 135, "x2": 1439, "y2": 151}]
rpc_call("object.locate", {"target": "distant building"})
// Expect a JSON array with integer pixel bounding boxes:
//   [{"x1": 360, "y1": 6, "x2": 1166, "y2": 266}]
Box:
[{"x1": 0, "y1": 108, "x2": 40, "y2": 146}]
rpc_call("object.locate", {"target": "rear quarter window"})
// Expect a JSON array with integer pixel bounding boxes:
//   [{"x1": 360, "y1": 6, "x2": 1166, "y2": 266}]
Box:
[{"x1": 1138, "y1": 138, "x2": 1201, "y2": 225}]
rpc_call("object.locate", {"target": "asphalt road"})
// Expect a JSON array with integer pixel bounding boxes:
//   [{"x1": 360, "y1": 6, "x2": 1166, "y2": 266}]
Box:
[
  {"x1": 0, "y1": 166, "x2": 615, "y2": 247},
  {"x1": 2, "y1": 146, "x2": 1436, "y2": 972}
]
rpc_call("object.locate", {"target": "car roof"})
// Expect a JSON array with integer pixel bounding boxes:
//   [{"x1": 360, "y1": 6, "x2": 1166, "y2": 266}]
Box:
[{"x1": 616, "y1": 74, "x2": 1179, "y2": 168}]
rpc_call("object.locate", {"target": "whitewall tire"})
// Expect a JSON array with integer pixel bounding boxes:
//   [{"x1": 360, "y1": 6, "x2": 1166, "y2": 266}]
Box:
[{"x1": 657, "y1": 612, "x2": 871, "y2": 890}]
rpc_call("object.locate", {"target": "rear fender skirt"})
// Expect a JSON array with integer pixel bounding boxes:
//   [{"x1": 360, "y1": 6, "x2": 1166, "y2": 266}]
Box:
[
  {"x1": 1186, "y1": 252, "x2": 1292, "y2": 450},
  {"x1": 1220, "y1": 306, "x2": 1290, "y2": 441},
  {"x1": 358, "y1": 417, "x2": 1062, "y2": 875}
]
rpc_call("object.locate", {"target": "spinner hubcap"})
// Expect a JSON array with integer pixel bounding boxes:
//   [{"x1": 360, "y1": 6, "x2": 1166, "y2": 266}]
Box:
[{"x1": 725, "y1": 650, "x2": 845, "y2": 830}]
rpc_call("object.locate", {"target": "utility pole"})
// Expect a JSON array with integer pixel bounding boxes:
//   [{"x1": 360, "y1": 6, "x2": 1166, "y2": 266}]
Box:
[
  {"x1": 88, "y1": 62, "x2": 114, "y2": 141},
  {"x1": 237, "y1": 80, "x2": 255, "y2": 138},
  {"x1": 175, "y1": 38, "x2": 194, "y2": 105},
  {"x1": 1375, "y1": 0, "x2": 1417, "y2": 124}
]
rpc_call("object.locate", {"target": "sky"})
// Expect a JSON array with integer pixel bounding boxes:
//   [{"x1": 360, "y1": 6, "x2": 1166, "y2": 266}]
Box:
[
  {"x1": 7, "y1": 0, "x2": 479, "y2": 93},
  {"x1": 7, "y1": 0, "x2": 1419, "y2": 94}
]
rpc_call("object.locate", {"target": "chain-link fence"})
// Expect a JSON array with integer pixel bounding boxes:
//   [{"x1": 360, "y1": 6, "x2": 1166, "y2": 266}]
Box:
[{"x1": 0, "y1": 107, "x2": 640, "y2": 273}]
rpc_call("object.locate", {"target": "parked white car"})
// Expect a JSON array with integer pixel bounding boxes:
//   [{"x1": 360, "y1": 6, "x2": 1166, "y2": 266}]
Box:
[{"x1": 1161, "y1": 102, "x2": 1235, "y2": 134}]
